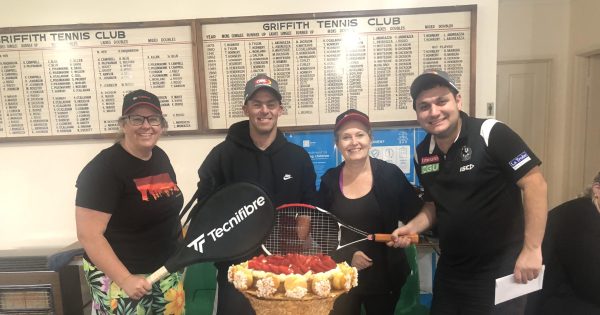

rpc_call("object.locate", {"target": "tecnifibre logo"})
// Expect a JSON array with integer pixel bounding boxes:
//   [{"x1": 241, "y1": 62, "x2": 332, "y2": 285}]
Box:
[
  {"x1": 187, "y1": 234, "x2": 206, "y2": 253},
  {"x1": 186, "y1": 195, "x2": 266, "y2": 253}
]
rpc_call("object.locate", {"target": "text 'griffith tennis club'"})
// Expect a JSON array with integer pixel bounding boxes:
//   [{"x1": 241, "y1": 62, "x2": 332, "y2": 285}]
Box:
[{"x1": 187, "y1": 196, "x2": 267, "y2": 253}]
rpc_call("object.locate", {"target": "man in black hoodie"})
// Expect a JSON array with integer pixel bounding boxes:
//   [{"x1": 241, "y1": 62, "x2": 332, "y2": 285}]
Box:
[{"x1": 196, "y1": 74, "x2": 317, "y2": 315}]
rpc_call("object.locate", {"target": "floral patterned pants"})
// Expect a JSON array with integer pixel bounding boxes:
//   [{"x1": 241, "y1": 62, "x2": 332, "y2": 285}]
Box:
[{"x1": 82, "y1": 258, "x2": 185, "y2": 315}]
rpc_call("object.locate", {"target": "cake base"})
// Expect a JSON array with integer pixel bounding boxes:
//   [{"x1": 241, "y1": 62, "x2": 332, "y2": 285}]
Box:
[{"x1": 242, "y1": 290, "x2": 344, "y2": 315}]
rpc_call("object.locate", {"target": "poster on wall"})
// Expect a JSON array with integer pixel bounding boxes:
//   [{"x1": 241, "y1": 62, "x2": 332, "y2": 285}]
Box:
[
  {"x1": 285, "y1": 131, "x2": 337, "y2": 187},
  {"x1": 286, "y1": 127, "x2": 425, "y2": 187},
  {"x1": 200, "y1": 6, "x2": 475, "y2": 130},
  {"x1": 370, "y1": 128, "x2": 416, "y2": 183},
  {"x1": 0, "y1": 22, "x2": 199, "y2": 140}
]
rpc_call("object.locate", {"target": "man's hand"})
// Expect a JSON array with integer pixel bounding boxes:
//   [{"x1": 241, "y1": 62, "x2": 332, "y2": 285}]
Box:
[
  {"x1": 387, "y1": 226, "x2": 416, "y2": 248},
  {"x1": 513, "y1": 246, "x2": 543, "y2": 284},
  {"x1": 351, "y1": 251, "x2": 373, "y2": 270},
  {"x1": 514, "y1": 167, "x2": 547, "y2": 284},
  {"x1": 387, "y1": 202, "x2": 436, "y2": 249}
]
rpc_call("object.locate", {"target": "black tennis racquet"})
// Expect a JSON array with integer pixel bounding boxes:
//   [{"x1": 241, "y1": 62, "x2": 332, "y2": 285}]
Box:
[
  {"x1": 261, "y1": 203, "x2": 418, "y2": 256},
  {"x1": 147, "y1": 182, "x2": 275, "y2": 284}
]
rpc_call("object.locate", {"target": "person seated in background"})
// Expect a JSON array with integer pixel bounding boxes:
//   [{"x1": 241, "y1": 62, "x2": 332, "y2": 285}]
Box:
[
  {"x1": 318, "y1": 109, "x2": 423, "y2": 315},
  {"x1": 534, "y1": 171, "x2": 600, "y2": 314}
]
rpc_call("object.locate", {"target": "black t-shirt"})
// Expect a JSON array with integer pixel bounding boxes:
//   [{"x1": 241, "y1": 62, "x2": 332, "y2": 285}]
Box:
[
  {"x1": 332, "y1": 189, "x2": 389, "y2": 294},
  {"x1": 320, "y1": 157, "x2": 423, "y2": 291},
  {"x1": 415, "y1": 112, "x2": 540, "y2": 273},
  {"x1": 76, "y1": 143, "x2": 183, "y2": 274}
]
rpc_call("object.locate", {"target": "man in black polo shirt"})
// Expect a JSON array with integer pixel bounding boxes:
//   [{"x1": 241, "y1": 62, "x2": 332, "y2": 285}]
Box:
[{"x1": 389, "y1": 70, "x2": 548, "y2": 314}]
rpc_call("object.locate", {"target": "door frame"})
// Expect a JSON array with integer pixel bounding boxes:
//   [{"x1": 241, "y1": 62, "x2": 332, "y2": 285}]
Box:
[{"x1": 568, "y1": 49, "x2": 600, "y2": 195}]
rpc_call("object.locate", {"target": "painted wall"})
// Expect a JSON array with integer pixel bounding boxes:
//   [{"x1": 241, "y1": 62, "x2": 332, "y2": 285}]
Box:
[
  {"x1": 497, "y1": 0, "x2": 570, "y2": 207},
  {"x1": 569, "y1": 0, "x2": 600, "y2": 53},
  {"x1": 0, "y1": 0, "x2": 499, "y2": 250}
]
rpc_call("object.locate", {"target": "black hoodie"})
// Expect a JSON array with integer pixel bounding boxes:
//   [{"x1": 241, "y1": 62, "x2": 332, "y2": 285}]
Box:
[
  {"x1": 197, "y1": 120, "x2": 317, "y2": 206},
  {"x1": 198, "y1": 120, "x2": 316, "y2": 314},
  {"x1": 197, "y1": 120, "x2": 317, "y2": 275}
]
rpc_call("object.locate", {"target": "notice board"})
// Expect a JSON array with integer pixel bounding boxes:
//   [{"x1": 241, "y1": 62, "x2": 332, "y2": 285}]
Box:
[
  {"x1": 0, "y1": 21, "x2": 200, "y2": 141},
  {"x1": 199, "y1": 6, "x2": 475, "y2": 131},
  {"x1": 0, "y1": 6, "x2": 475, "y2": 141}
]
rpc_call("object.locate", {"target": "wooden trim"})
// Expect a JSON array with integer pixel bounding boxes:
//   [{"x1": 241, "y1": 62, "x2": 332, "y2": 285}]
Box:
[
  {"x1": 469, "y1": 5, "x2": 477, "y2": 116},
  {"x1": 567, "y1": 55, "x2": 594, "y2": 196}
]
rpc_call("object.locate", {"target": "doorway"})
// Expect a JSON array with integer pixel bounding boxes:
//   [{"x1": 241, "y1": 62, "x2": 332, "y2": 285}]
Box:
[{"x1": 496, "y1": 60, "x2": 551, "y2": 172}]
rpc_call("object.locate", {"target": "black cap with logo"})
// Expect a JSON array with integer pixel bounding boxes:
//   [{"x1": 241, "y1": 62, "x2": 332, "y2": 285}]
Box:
[
  {"x1": 122, "y1": 89, "x2": 162, "y2": 115},
  {"x1": 410, "y1": 70, "x2": 459, "y2": 109},
  {"x1": 243, "y1": 74, "x2": 282, "y2": 104}
]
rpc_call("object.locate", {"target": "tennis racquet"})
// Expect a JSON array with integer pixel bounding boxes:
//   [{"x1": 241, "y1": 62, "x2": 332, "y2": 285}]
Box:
[
  {"x1": 261, "y1": 203, "x2": 418, "y2": 256},
  {"x1": 147, "y1": 182, "x2": 275, "y2": 284}
]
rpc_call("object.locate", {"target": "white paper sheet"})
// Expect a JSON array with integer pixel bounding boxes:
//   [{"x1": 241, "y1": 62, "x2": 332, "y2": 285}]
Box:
[{"x1": 494, "y1": 265, "x2": 545, "y2": 305}]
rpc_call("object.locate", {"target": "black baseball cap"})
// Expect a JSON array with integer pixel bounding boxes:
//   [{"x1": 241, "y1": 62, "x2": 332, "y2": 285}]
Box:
[
  {"x1": 410, "y1": 70, "x2": 459, "y2": 109},
  {"x1": 334, "y1": 109, "x2": 371, "y2": 132},
  {"x1": 244, "y1": 74, "x2": 282, "y2": 104},
  {"x1": 122, "y1": 89, "x2": 161, "y2": 115}
]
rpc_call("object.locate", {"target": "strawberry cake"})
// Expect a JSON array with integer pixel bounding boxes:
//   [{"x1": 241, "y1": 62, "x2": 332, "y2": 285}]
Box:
[{"x1": 228, "y1": 253, "x2": 358, "y2": 299}]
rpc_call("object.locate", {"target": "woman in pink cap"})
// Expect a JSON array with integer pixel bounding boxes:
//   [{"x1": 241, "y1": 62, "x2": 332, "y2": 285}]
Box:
[{"x1": 318, "y1": 109, "x2": 422, "y2": 315}]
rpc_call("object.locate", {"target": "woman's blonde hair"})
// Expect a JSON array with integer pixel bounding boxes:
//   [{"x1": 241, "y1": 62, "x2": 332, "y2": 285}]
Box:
[{"x1": 580, "y1": 171, "x2": 600, "y2": 199}]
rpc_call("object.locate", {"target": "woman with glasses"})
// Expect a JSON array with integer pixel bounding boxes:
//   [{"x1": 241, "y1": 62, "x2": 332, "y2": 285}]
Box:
[{"x1": 75, "y1": 90, "x2": 185, "y2": 314}]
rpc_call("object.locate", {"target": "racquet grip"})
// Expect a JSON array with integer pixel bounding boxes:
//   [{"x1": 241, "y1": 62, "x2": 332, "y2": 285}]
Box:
[
  {"x1": 372, "y1": 233, "x2": 419, "y2": 244},
  {"x1": 147, "y1": 266, "x2": 169, "y2": 284}
]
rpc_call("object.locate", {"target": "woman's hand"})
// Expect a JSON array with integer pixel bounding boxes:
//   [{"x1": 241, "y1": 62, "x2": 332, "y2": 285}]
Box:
[
  {"x1": 119, "y1": 274, "x2": 152, "y2": 300},
  {"x1": 77, "y1": 207, "x2": 149, "y2": 299},
  {"x1": 351, "y1": 251, "x2": 373, "y2": 270}
]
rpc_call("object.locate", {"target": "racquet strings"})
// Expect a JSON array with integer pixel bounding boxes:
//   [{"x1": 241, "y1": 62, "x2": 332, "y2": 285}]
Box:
[{"x1": 263, "y1": 204, "x2": 340, "y2": 255}]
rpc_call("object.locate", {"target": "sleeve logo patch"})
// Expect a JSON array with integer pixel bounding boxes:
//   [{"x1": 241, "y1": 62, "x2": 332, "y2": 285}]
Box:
[
  {"x1": 509, "y1": 152, "x2": 531, "y2": 170},
  {"x1": 421, "y1": 155, "x2": 440, "y2": 164},
  {"x1": 421, "y1": 163, "x2": 440, "y2": 174}
]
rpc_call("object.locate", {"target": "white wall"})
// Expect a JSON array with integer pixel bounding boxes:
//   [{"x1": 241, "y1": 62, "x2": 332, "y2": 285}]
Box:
[
  {"x1": 497, "y1": 0, "x2": 570, "y2": 207},
  {"x1": 0, "y1": 0, "x2": 499, "y2": 250}
]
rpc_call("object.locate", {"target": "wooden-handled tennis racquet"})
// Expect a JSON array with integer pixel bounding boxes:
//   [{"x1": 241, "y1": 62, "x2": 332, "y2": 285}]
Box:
[
  {"x1": 262, "y1": 203, "x2": 418, "y2": 255},
  {"x1": 147, "y1": 182, "x2": 275, "y2": 284}
]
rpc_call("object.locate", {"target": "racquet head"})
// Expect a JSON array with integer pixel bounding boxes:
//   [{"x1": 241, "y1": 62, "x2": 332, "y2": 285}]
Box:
[
  {"x1": 160, "y1": 182, "x2": 275, "y2": 275},
  {"x1": 261, "y1": 203, "x2": 419, "y2": 257},
  {"x1": 262, "y1": 203, "x2": 341, "y2": 256}
]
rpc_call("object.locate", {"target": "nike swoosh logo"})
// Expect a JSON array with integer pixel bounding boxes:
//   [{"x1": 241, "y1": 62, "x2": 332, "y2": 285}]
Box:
[{"x1": 283, "y1": 174, "x2": 292, "y2": 181}]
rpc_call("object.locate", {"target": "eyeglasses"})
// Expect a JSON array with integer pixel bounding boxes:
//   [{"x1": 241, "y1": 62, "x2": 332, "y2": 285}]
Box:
[{"x1": 126, "y1": 115, "x2": 163, "y2": 126}]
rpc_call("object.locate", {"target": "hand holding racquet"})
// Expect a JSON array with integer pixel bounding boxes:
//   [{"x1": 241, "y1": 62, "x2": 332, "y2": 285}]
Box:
[
  {"x1": 388, "y1": 225, "x2": 422, "y2": 249},
  {"x1": 262, "y1": 203, "x2": 418, "y2": 256},
  {"x1": 147, "y1": 182, "x2": 275, "y2": 284}
]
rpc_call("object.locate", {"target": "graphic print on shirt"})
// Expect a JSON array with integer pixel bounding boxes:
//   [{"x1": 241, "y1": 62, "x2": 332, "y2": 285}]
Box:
[
  {"x1": 421, "y1": 155, "x2": 440, "y2": 174},
  {"x1": 509, "y1": 151, "x2": 531, "y2": 171},
  {"x1": 133, "y1": 173, "x2": 180, "y2": 201},
  {"x1": 460, "y1": 146, "x2": 472, "y2": 161}
]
